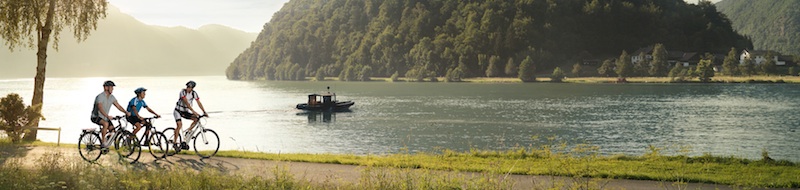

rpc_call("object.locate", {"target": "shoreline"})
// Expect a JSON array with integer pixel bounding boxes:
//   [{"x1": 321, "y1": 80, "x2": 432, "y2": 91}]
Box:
[{"x1": 277, "y1": 76, "x2": 800, "y2": 83}]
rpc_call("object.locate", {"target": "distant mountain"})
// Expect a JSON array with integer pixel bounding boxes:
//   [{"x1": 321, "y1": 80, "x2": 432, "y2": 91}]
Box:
[
  {"x1": 717, "y1": 0, "x2": 800, "y2": 55},
  {"x1": 0, "y1": 6, "x2": 258, "y2": 78}
]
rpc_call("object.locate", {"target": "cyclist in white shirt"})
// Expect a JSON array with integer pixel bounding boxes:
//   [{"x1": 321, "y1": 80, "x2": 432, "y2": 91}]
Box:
[
  {"x1": 172, "y1": 80, "x2": 207, "y2": 150},
  {"x1": 90, "y1": 80, "x2": 130, "y2": 148}
]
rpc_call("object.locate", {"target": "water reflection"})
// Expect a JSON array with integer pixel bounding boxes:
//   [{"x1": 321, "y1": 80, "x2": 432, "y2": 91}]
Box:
[{"x1": 298, "y1": 110, "x2": 350, "y2": 123}]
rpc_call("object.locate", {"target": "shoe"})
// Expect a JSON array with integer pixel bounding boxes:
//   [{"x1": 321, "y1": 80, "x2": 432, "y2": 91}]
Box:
[
  {"x1": 180, "y1": 142, "x2": 189, "y2": 150},
  {"x1": 173, "y1": 144, "x2": 181, "y2": 152}
]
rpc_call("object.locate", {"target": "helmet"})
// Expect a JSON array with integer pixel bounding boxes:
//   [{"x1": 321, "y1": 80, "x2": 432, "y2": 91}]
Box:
[
  {"x1": 103, "y1": 80, "x2": 116, "y2": 87},
  {"x1": 186, "y1": 80, "x2": 197, "y2": 88},
  {"x1": 134, "y1": 87, "x2": 147, "y2": 94}
]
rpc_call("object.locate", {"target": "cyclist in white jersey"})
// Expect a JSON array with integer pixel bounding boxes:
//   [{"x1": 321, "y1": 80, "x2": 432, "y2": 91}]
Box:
[{"x1": 172, "y1": 80, "x2": 207, "y2": 150}]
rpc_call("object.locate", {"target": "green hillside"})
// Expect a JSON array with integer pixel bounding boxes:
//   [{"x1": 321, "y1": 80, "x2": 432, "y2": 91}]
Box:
[
  {"x1": 717, "y1": 0, "x2": 800, "y2": 56},
  {"x1": 227, "y1": 0, "x2": 752, "y2": 81}
]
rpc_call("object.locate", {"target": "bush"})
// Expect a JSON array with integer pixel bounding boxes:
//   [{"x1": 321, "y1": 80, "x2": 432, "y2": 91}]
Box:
[
  {"x1": 0, "y1": 93, "x2": 43, "y2": 143},
  {"x1": 550, "y1": 67, "x2": 565, "y2": 82}
]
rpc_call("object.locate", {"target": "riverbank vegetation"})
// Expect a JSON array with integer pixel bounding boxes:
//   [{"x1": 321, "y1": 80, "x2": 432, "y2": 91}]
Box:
[
  {"x1": 318, "y1": 75, "x2": 800, "y2": 84},
  {"x1": 7, "y1": 139, "x2": 800, "y2": 188}
]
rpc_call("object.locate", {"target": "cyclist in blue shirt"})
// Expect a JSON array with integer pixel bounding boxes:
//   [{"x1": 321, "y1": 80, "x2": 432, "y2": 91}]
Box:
[{"x1": 127, "y1": 87, "x2": 160, "y2": 136}]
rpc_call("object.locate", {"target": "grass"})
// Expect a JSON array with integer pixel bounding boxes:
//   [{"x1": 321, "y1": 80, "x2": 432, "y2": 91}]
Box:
[
  {"x1": 3, "y1": 138, "x2": 800, "y2": 189},
  {"x1": 212, "y1": 145, "x2": 800, "y2": 188},
  {"x1": 0, "y1": 142, "x2": 513, "y2": 189},
  {"x1": 306, "y1": 75, "x2": 800, "y2": 83}
]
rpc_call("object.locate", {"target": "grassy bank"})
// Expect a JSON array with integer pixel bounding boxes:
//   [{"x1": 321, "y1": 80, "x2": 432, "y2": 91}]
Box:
[
  {"x1": 214, "y1": 145, "x2": 800, "y2": 188},
  {"x1": 316, "y1": 76, "x2": 800, "y2": 83},
  {"x1": 6, "y1": 139, "x2": 800, "y2": 188}
]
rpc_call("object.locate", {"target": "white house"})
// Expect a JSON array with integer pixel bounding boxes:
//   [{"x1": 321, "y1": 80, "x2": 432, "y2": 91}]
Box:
[{"x1": 740, "y1": 49, "x2": 786, "y2": 66}]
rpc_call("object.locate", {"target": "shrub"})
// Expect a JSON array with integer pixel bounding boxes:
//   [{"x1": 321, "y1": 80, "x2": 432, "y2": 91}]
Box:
[{"x1": 0, "y1": 93, "x2": 44, "y2": 143}]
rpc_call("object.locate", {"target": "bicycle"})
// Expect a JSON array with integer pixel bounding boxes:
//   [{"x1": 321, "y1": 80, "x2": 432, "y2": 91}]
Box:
[
  {"x1": 162, "y1": 114, "x2": 219, "y2": 158},
  {"x1": 78, "y1": 116, "x2": 141, "y2": 163},
  {"x1": 133, "y1": 116, "x2": 170, "y2": 160}
]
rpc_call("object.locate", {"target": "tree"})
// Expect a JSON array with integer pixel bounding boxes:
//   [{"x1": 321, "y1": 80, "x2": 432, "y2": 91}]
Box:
[
  {"x1": 0, "y1": 0, "x2": 107, "y2": 141},
  {"x1": 739, "y1": 57, "x2": 755, "y2": 76},
  {"x1": 359, "y1": 66, "x2": 373, "y2": 81},
  {"x1": 668, "y1": 63, "x2": 687, "y2": 82},
  {"x1": 390, "y1": 71, "x2": 400, "y2": 82},
  {"x1": 0, "y1": 93, "x2": 44, "y2": 143},
  {"x1": 314, "y1": 67, "x2": 326, "y2": 81},
  {"x1": 551, "y1": 67, "x2": 565, "y2": 82},
  {"x1": 760, "y1": 51, "x2": 777, "y2": 75},
  {"x1": 649, "y1": 44, "x2": 668, "y2": 77},
  {"x1": 615, "y1": 50, "x2": 633, "y2": 78},
  {"x1": 571, "y1": 63, "x2": 582, "y2": 77},
  {"x1": 722, "y1": 47, "x2": 738, "y2": 76},
  {"x1": 504, "y1": 57, "x2": 517, "y2": 77},
  {"x1": 485, "y1": 55, "x2": 501, "y2": 77},
  {"x1": 696, "y1": 59, "x2": 715, "y2": 82},
  {"x1": 445, "y1": 67, "x2": 464, "y2": 82},
  {"x1": 597, "y1": 59, "x2": 614, "y2": 77},
  {"x1": 518, "y1": 56, "x2": 536, "y2": 82}
]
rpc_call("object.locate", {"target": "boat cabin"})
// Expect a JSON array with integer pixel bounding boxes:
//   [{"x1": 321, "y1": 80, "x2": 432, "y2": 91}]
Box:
[{"x1": 307, "y1": 93, "x2": 336, "y2": 106}]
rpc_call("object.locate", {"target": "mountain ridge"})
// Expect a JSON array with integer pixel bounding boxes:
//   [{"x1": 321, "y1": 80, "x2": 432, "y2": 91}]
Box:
[{"x1": 0, "y1": 5, "x2": 258, "y2": 78}]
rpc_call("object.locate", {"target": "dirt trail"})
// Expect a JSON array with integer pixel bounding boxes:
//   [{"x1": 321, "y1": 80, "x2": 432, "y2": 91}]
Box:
[{"x1": 3, "y1": 146, "x2": 787, "y2": 190}]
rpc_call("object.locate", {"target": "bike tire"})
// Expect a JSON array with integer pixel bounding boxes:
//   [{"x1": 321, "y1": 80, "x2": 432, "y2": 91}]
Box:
[
  {"x1": 193, "y1": 129, "x2": 220, "y2": 158},
  {"x1": 148, "y1": 132, "x2": 169, "y2": 160},
  {"x1": 162, "y1": 127, "x2": 182, "y2": 156},
  {"x1": 114, "y1": 131, "x2": 141, "y2": 164},
  {"x1": 78, "y1": 132, "x2": 102, "y2": 162}
]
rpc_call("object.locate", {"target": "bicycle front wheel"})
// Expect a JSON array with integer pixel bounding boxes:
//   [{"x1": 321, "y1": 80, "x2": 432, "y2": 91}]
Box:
[
  {"x1": 148, "y1": 132, "x2": 169, "y2": 160},
  {"x1": 78, "y1": 132, "x2": 102, "y2": 162},
  {"x1": 193, "y1": 129, "x2": 219, "y2": 158},
  {"x1": 114, "y1": 131, "x2": 141, "y2": 164}
]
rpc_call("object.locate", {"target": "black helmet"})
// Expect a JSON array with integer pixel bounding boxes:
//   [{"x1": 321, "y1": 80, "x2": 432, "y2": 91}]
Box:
[
  {"x1": 103, "y1": 80, "x2": 116, "y2": 87},
  {"x1": 186, "y1": 80, "x2": 196, "y2": 88},
  {"x1": 134, "y1": 87, "x2": 147, "y2": 94}
]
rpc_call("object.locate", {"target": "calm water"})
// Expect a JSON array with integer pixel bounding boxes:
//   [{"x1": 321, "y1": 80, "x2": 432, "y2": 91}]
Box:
[{"x1": 1, "y1": 76, "x2": 799, "y2": 161}]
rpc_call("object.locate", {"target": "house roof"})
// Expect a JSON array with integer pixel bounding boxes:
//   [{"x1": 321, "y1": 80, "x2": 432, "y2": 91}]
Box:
[{"x1": 633, "y1": 46, "x2": 655, "y2": 56}]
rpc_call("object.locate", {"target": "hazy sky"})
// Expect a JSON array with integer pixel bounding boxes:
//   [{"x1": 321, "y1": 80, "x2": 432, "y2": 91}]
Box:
[
  {"x1": 107, "y1": 0, "x2": 290, "y2": 32},
  {"x1": 108, "y1": 0, "x2": 721, "y2": 33}
]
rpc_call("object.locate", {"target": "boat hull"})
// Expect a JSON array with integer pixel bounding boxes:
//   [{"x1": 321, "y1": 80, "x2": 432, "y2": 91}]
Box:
[{"x1": 296, "y1": 101, "x2": 354, "y2": 111}]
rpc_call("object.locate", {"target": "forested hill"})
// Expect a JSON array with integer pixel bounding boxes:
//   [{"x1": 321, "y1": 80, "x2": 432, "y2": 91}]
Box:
[
  {"x1": 226, "y1": 0, "x2": 752, "y2": 81},
  {"x1": 717, "y1": 0, "x2": 800, "y2": 56}
]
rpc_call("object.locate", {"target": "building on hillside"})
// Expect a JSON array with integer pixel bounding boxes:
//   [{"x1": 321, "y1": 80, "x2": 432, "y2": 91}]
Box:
[
  {"x1": 631, "y1": 46, "x2": 702, "y2": 67},
  {"x1": 739, "y1": 49, "x2": 789, "y2": 66}
]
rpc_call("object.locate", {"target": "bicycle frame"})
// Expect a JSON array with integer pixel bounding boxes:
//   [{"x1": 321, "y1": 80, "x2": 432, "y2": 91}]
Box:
[{"x1": 186, "y1": 115, "x2": 209, "y2": 144}]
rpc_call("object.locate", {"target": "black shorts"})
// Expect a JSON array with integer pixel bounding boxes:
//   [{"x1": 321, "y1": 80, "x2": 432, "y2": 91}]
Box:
[
  {"x1": 127, "y1": 116, "x2": 142, "y2": 124},
  {"x1": 90, "y1": 117, "x2": 109, "y2": 126},
  {"x1": 174, "y1": 109, "x2": 196, "y2": 121}
]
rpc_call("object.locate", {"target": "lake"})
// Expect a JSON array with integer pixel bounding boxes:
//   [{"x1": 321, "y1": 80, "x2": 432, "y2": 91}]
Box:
[{"x1": 1, "y1": 76, "x2": 799, "y2": 161}]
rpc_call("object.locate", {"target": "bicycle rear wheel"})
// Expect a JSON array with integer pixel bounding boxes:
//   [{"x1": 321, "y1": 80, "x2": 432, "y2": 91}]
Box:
[
  {"x1": 193, "y1": 129, "x2": 219, "y2": 158},
  {"x1": 162, "y1": 127, "x2": 182, "y2": 156},
  {"x1": 114, "y1": 131, "x2": 141, "y2": 163},
  {"x1": 148, "y1": 132, "x2": 169, "y2": 160},
  {"x1": 78, "y1": 132, "x2": 102, "y2": 162}
]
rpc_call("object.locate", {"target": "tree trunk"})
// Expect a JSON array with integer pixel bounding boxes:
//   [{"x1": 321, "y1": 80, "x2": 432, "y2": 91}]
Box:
[{"x1": 23, "y1": 0, "x2": 56, "y2": 142}]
